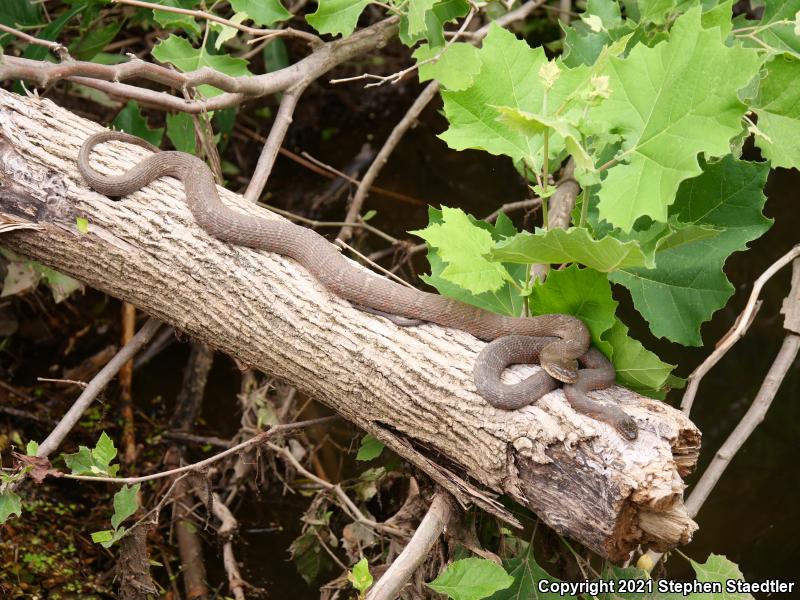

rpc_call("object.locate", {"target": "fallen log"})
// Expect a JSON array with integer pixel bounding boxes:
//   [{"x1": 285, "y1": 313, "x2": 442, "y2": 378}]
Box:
[{"x1": 0, "y1": 88, "x2": 699, "y2": 561}]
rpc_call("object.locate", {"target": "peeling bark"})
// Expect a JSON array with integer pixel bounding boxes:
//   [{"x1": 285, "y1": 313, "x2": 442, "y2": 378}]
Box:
[{"x1": 0, "y1": 89, "x2": 700, "y2": 561}]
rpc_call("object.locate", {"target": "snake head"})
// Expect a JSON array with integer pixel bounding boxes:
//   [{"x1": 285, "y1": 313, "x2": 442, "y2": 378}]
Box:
[
  {"x1": 618, "y1": 417, "x2": 638, "y2": 441},
  {"x1": 541, "y1": 358, "x2": 579, "y2": 384}
]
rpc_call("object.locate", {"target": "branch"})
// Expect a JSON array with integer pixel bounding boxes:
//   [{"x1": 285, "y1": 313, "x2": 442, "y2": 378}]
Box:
[
  {"x1": 681, "y1": 244, "x2": 800, "y2": 414},
  {"x1": 0, "y1": 18, "x2": 399, "y2": 114},
  {"x1": 36, "y1": 318, "x2": 162, "y2": 458},
  {"x1": 367, "y1": 492, "x2": 454, "y2": 600}
]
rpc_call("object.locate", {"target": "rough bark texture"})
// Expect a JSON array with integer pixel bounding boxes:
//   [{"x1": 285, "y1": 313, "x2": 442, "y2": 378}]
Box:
[{"x1": 0, "y1": 89, "x2": 700, "y2": 561}]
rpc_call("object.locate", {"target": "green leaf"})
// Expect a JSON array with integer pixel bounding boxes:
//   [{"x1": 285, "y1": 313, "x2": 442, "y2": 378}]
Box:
[
  {"x1": 562, "y1": 0, "x2": 632, "y2": 67},
  {"x1": 688, "y1": 554, "x2": 754, "y2": 600},
  {"x1": 408, "y1": 0, "x2": 438, "y2": 36},
  {"x1": 602, "y1": 318, "x2": 676, "y2": 396},
  {"x1": 153, "y1": 0, "x2": 201, "y2": 37},
  {"x1": 70, "y1": 21, "x2": 123, "y2": 61},
  {"x1": 599, "y1": 565, "x2": 650, "y2": 600},
  {"x1": 428, "y1": 558, "x2": 514, "y2": 600},
  {"x1": 744, "y1": 0, "x2": 800, "y2": 57},
  {"x1": 76, "y1": 217, "x2": 89, "y2": 234},
  {"x1": 592, "y1": 7, "x2": 762, "y2": 231},
  {"x1": 487, "y1": 541, "x2": 568, "y2": 600},
  {"x1": 412, "y1": 206, "x2": 513, "y2": 295},
  {"x1": 413, "y1": 42, "x2": 480, "y2": 91},
  {"x1": 348, "y1": 557, "x2": 373, "y2": 594},
  {"x1": 25, "y1": 440, "x2": 39, "y2": 456},
  {"x1": 399, "y1": 0, "x2": 469, "y2": 47},
  {"x1": 440, "y1": 25, "x2": 574, "y2": 165},
  {"x1": 21, "y1": 5, "x2": 83, "y2": 61},
  {"x1": 230, "y1": 0, "x2": 291, "y2": 26},
  {"x1": 263, "y1": 39, "x2": 290, "y2": 72},
  {"x1": 166, "y1": 112, "x2": 197, "y2": 154},
  {"x1": 112, "y1": 101, "x2": 164, "y2": 146},
  {"x1": 110, "y1": 484, "x2": 140, "y2": 530},
  {"x1": 751, "y1": 55, "x2": 800, "y2": 169},
  {"x1": 491, "y1": 228, "x2": 649, "y2": 272},
  {"x1": 355, "y1": 434, "x2": 384, "y2": 461},
  {"x1": 91, "y1": 526, "x2": 127, "y2": 548},
  {"x1": 306, "y1": 0, "x2": 369, "y2": 37},
  {"x1": 63, "y1": 431, "x2": 120, "y2": 477},
  {"x1": 0, "y1": 489, "x2": 22, "y2": 524},
  {"x1": 609, "y1": 156, "x2": 771, "y2": 346},
  {"x1": 151, "y1": 34, "x2": 252, "y2": 97},
  {"x1": 528, "y1": 266, "x2": 617, "y2": 350}
]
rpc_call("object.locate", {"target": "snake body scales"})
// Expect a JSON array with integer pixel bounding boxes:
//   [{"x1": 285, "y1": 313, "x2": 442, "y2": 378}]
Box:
[{"x1": 78, "y1": 131, "x2": 637, "y2": 441}]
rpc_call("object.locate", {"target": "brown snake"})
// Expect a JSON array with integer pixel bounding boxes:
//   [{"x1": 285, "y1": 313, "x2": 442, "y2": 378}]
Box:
[{"x1": 78, "y1": 131, "x2": 637, "y2": 441}]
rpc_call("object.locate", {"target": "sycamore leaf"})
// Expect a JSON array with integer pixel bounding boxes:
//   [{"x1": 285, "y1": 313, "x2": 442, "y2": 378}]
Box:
[
  {"x1": 230, "y1": 0, "x2": 291, "y2": 26},
  {"x1": 110, "y1": 484, "x2": 140, "y2": 530},
  {"x1": 399, "y1": 0, "x2": 469, "y2": 48},
  {"x1": 151, "y1": 35, "x2": 251, "y2": 97},
  {"x1": 306, "y1": 0, "x2": 368, "y2": 37},
  {"x1": 602, "y1": 318, "x2": 676, "y2": 396},
  {"x1": 598, "y1": 565, "x2": 650, "y2": 600},
  {"x1": 355, "y1": 434, "x2": 384, "y2": 461},
  {"x1": 412, "y1": 206, "x2": 513, "y2": 295},
  {"x1": 528, "y1": 266, "x2": 674, "y2": 396},
  {"x1": 563, "y1": 0, "x2": 633, "y2": 67},
  {"x1": 408, "y1": 0, "x2": 438, "y2": 36},
  {"x1": 414, "y1": 42, "x2": 480, "y2": 90},
  {"x1": 688, "y1": 554, "x2": 754, "y2": 600},
  {"x1": 491, "y1": 227, "x2": 649, "y2": 272},
  {"x1": 166, "y1": 112, "x2": 197, "y2": 154},
  {"x1": 610, "y1": 156, "x2": 771, "y2": 346},
  {"x1": 529, "y1": 266, "x2": 617, "y2": 349},
  {"x1": 153, "y1": 0, "x2": 201, "y2": 36},
  {"x1": 439, "y1": 25, "x2": 590, "y2": 166},
  {"x1": 751, "y1": 55, "x2": 800, "y2": 169},
  {"x1": 0, "y1": 490, "x2": 22, "y2": 524},
  {"x1": 112, "y1": 101, "x2": 164, "y2": 147},
  {"x1": 744, "y1": 0, "x2": 800, "y2": 57},
  {"x1": 63, "y1": 431, "x2": 120, "y2": 477},
  {"x1": 91, "y1": 526, "x2": 127, "y2": 548},
  {"x1": 348, "y1": 557, "x2": 373, "y2": 594},
  {"x1": 487, "y1": 542, "x2": 569, "y2": 600},
  {"x1": 593, "y1": 7, "x2": 761, "y2": 231},
  {"x1": 428, "y1": 558, "x2": 513, "y2": 600}
]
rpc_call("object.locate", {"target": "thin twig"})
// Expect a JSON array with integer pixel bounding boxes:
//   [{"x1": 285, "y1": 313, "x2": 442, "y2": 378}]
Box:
[
  {"x1": 0, "y1": 23, "x2": 69, "y2": 58},
  {"x1": 36, "y1": 318, "x2": 162, "y2": 458},
  {"x1": 244, "y1": 85, "x2": 305, "y2": 202},
  {"x1": 61, "y1": 416, "x2": 339, "y2": 484},
  {"x1": 335, "y1": 238, "x2": 416, "y2": 289},
  {"x1": 268, "y1": 439, "x2": 409, "y2": 537},
  {"x1": 113, "y1": 0, "x2": 322, "y2": 46},
  {"x1": 681, "y1": 245, "x2": 800, "y2": 414}
]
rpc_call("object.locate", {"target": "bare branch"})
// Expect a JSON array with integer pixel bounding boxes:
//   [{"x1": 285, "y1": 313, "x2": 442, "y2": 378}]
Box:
[
  {"x1": 367, "y1": 492, "x2": 454, "y2": 600},
  {"x1": 681, "y1": 244, "x2": 800, "y2": 414},
  {"x1": 36, "y1": 318, "x2": 162, "y2": 458},
  {"x1": 0, "y1": 24, "x2": 69, "y2": 59}
]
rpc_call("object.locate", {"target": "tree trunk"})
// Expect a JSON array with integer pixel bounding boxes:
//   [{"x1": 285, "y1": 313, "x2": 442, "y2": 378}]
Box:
[{"x1": 0, "y1": 89, "x2": 699, "y2": 561}]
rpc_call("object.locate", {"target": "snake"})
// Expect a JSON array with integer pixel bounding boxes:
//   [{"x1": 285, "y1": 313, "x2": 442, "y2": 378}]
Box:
[{"x1": 78, "y1": 131, "x2": 638, "y2": 441}]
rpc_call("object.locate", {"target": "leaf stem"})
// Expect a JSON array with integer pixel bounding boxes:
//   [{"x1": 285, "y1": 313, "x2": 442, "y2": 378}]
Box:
[{"x1": 578, "y1": 188, "x2": 590, "y2": 229}]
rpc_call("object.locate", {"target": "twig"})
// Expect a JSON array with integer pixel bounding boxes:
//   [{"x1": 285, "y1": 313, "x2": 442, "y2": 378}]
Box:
[
  {"x1": 262, "y1": 203, "x2": 400, "y2": 245},
  {"x1": 119, "y1": 302, "x2": 137, "y2": 464},
  {"x1": 267, "y1": 439, "x2": 409, "y2": 538},
  {"x1": 208, "y1": 492, "x2": 248, "y2": 600},
  {"x1": 62, "y1": 416, "x2": 340, "y2": 483},
  {"x1": 367, "y1": 492, "x2": 454, "y2": 600},
  {"x1": 37, "y1": 377, "x2": 88, "y2": 388},
  {"x1": 645, "y1": 255, "x2": 800, "y2": 571},
  {"x1": 335, "y1": 238, "x2": 416, "y2": 289},
  {"x1": 114, "y1": 0, "x2": 322, "y2": 46},
  {"x1": 338, "y1": 81, "x2": 439, "y2": 242},
  {"x1": 681, "y1": 245, "x2": 800, "y2": 414},
  {"x1": 484, "y1": 197, "x2": 542, "y2": 223},
  {"x1": 0, "y1": 23, "x2": 69, "y2": 58},
  {"x1": 244, "y1": 85, "x2": 305, "y2": 202},
  {"x1": 36, "y1": 318, "x2": 162, "y2": 458}
]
